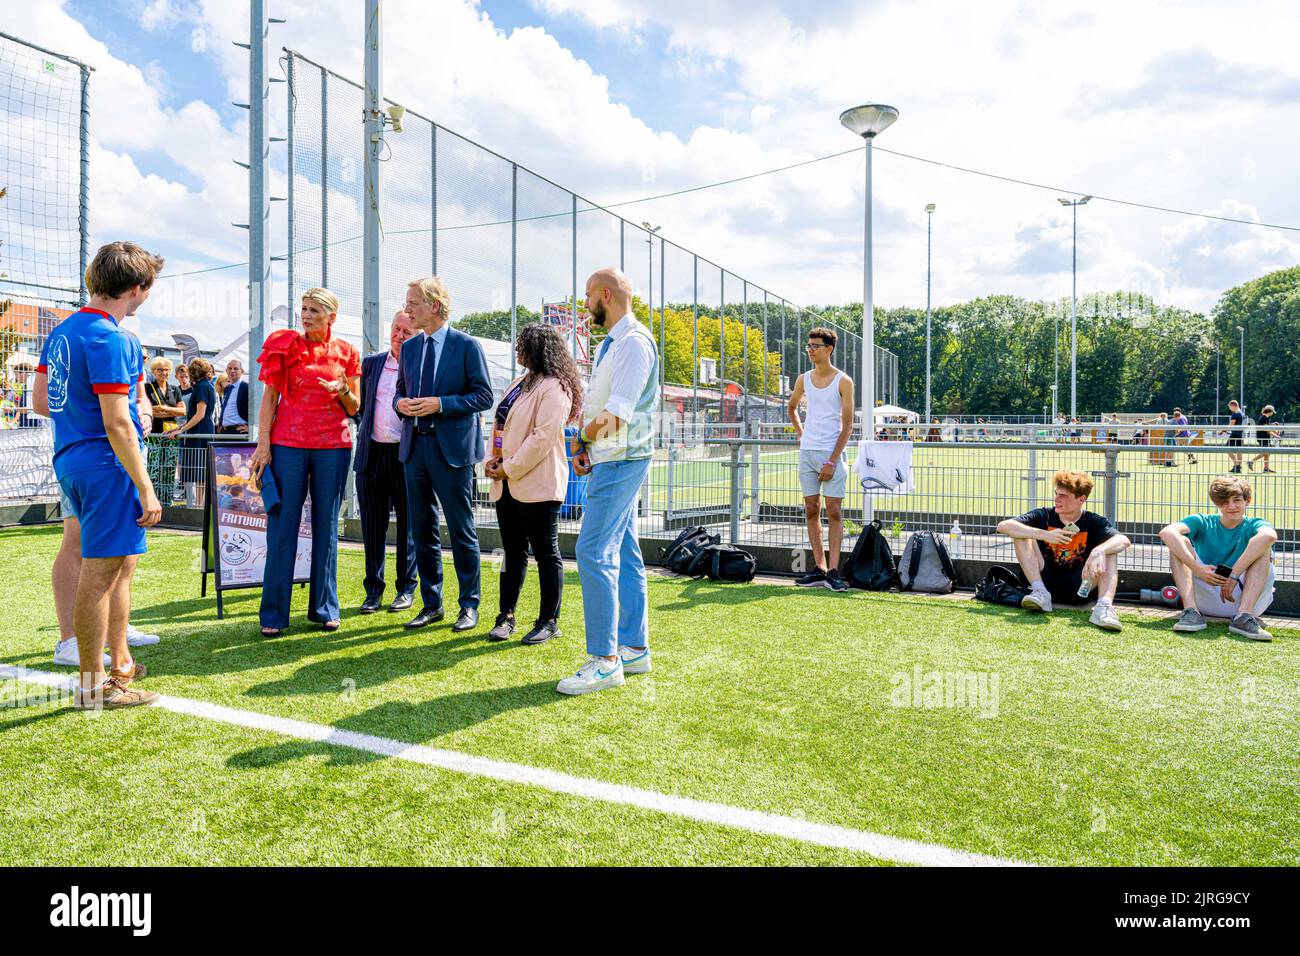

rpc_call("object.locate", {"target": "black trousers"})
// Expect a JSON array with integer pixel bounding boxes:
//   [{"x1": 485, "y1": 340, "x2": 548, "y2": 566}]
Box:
[
  {"x1": 494, "y1": 481, "x2": 562, "y2": 622},
  {"x1": 357, "y1": 440, "x2": 417, "y2": 600}
]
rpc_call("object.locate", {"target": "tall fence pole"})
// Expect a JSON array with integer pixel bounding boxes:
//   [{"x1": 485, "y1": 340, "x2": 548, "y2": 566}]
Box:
[
  {"x1": 510, "y1": 163, "x2": 517, "y2": 379},
  {"x1": 246, "y1": 0, "x2": 272, "y2": 426},
  {"x1": 692, "y1": 256, "x2": 699, "y2": 417},
  {"x1": 77, "y1": 63, "x2": 90, "y2": 306},
  {"x1": 285, "y1": 53, "x2": 295, "y2": 318},
  {"x1": 571, "y1": 195, "x2": 578, "y2": 359},
  {"x1": 431, "y1": 124, "x2": 437, "y2": 273},
  {"x1": 361, "y1": 0, "x2": 382, "y2": 358},
  {"x1": 320, "y1": 65, "x2": 328, "y2": 289},
  {"x1": 719, "y1": 271, "x2": 726, "y2": 392}
]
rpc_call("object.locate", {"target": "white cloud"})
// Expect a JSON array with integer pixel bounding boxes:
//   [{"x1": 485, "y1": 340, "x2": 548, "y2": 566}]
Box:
[{"x1": 6, "y1": 0, "x2": 1298, "y2": 354}]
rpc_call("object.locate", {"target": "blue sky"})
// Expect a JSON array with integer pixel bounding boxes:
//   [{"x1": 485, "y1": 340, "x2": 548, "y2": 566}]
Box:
[{"x1": 4, "y1": 0, "x2": 1298, "y2": 349}]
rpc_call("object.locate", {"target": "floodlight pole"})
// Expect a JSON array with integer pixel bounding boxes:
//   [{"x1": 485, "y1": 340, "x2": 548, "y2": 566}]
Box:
[
  {"x1": 1058, "y1": 195, "x2": 1090, "y2": 420},
  {"x1": 924, "y1": 203, "x2": 934, "y2": 425},
  {"x1": 362, "y1": 0, "x2": 382, "y2": 358},
  {"x1": 861, "y1": 137, "x2": 875, "y2": 441}
]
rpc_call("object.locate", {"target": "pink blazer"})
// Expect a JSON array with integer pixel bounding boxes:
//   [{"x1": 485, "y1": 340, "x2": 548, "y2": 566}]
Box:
[{"x1": 488, "y1": 375, "x2": 572, "y2": 503}]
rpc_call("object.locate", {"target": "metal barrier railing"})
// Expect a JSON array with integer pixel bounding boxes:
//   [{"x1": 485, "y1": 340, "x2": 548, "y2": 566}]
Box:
[{"x1": 643, "y1": 439, "x2": 1299, "y2": 580}]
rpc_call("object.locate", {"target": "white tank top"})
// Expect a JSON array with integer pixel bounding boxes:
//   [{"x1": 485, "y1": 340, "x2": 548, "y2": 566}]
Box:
[{"x1": 800, "y1": 369, "x2": 846, "y2": 450}]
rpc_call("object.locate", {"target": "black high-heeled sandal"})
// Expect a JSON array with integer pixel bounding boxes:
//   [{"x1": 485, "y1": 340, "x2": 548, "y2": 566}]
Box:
[{"x1": 260, "y1": 626, "x2": 282, "y2": 638}]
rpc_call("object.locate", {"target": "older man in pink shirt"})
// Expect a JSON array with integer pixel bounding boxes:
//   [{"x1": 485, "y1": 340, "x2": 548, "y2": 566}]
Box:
[{"x1": 355, "y1": 311, "x2": 419, "y2": 612}]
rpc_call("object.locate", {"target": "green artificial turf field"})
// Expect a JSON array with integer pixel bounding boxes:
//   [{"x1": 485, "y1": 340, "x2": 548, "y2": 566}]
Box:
[{"x1": 1, "y1": 525, "x2": 1296, "y2": 866}]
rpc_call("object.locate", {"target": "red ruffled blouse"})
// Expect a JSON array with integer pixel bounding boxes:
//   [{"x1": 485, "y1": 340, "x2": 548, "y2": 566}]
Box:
[{"x1": 257, "y1": 327, "x2": 360, "y2": 449}]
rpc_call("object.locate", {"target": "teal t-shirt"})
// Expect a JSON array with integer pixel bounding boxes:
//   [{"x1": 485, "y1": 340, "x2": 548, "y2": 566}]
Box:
[{"x1": 1182, "y1": 513, "x2": 1270, "y2": 568}]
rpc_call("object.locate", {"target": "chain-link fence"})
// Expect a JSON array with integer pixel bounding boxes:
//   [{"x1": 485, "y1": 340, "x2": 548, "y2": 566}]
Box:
[{"x1": 283, "y1": 50, "x2": 898, "y2": 428}]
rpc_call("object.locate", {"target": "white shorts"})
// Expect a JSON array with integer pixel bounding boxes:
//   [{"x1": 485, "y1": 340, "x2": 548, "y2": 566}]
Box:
[
  {"x1": 1193, "y1": 564, "x2": 1275, "y2": 619},
  {"x1": 799, "y1": 448, "x2": 847, "y2": 498}
]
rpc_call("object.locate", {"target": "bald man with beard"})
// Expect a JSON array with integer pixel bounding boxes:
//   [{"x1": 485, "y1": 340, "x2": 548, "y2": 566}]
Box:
[{"x1": 557, "y1": 268, "x2": 661, "y2": 696}]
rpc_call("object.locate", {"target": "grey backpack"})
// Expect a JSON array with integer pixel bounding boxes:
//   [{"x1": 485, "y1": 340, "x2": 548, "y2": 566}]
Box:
[{"x1": 898, "y1": 531, "x2": 957, "y2": 594}]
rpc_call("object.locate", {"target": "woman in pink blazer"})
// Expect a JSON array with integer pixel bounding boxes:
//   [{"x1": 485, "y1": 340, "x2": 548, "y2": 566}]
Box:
[{"x1": 483, "y1": 324, "x2": 584, "y2": 644}]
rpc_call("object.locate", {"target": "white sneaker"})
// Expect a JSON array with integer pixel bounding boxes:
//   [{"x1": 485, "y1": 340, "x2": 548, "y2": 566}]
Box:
[
  {"x1": 125, "y1": 623, "x2": 161, "y2": 647},
  {"x1": 54, "y1": 637, "x2": 110, "y2": 668},
  {"x1": 1022, "y1": 586, "x2": 1053, "y2": 612},
  {"x1": 1090, "y1": 602, "x2": 1122, "y2": 631},
  {"x1": 618, "y1": 645, "x2": 651, "y2": 675},
  {"x1": 556, "y1": 655, "x2": 625, "y2": 696}
]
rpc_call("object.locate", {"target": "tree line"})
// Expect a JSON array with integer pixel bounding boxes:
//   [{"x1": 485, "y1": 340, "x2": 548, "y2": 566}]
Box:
[{"x1": 453, "y1": 266, "x2": 1300, "y2": 421}]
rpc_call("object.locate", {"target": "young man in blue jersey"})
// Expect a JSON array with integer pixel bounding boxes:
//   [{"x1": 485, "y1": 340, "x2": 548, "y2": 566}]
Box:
[{"x1": 34, "y1": 242, "x2": 165, "y2": 709}]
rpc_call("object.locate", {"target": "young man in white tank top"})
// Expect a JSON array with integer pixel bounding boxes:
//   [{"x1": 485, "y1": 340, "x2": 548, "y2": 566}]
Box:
[{"x1": 786, "y1": 327, "x2": 855, "y2": 591}]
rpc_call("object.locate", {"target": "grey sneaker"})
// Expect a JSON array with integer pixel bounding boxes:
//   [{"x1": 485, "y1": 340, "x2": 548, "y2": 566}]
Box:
[
  {"x1": 1229, "y1": 613, "x2": 1273, "y2": 642},
  {"x1": 1172, "y1": 608, "x2": 1207, "y2": 632}
]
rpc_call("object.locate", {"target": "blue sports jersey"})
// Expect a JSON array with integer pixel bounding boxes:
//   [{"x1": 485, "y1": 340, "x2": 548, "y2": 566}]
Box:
[{"x1": 38, "y1": 307, "x2": 144, "y2": 477}]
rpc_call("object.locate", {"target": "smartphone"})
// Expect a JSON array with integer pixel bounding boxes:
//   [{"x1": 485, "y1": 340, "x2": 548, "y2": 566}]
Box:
[
  {"x1": 1214, "y1": 564, "x2": 1233, "y2": 578},
  {"x1": 1062, "y1": 522, "x2": 1080, "y2": 535}
]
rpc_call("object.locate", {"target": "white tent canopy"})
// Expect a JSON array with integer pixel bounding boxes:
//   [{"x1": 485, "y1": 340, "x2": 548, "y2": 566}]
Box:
[
  {"x1": 872, "y1": 403, "x2": 918, "y2": 421},
  {"x1": 208, "y1": 306, "x2": 518, "y2": 398}
]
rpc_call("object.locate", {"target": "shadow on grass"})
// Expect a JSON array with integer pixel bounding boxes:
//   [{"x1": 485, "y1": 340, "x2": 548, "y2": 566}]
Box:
[
  {"x1": 226, "y1": 678, "x2": 560, "y2": 769},
  {"x1": 241, "y1": 630, "x2": 515, "y2": 697},
  {"x1": 654, "y1": 577, "x2": 801, "y2": 611},
  {"x1": 0, "y1": 705, "x2": 74, "y2": 734}
]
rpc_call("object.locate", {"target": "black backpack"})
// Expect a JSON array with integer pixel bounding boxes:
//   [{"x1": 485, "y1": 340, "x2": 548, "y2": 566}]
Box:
[
  {"x1": 660, "y1": 526, "x2": 756, "y2": 583},
  {"x1": 690, "y1": 543, "x2": 757, "y2": 583},
  {"x1": 974, "y1": 566, "x2": 1030, "y2": 608},
  {"x1": 842, "y1": 519, "x2": 898, "y2": 591},
  {"x1": 899, "y1": 531, "x2": 958, "y2": 594}
]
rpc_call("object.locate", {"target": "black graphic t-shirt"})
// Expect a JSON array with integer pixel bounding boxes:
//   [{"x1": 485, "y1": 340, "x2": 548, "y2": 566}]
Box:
[{"x1": 1016, "y1": 507, "x2": 1116, "y2": 572}]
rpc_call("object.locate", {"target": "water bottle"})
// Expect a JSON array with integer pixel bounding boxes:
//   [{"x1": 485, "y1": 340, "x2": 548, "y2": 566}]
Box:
[
  {"x1": 1077, "y1": 578, "x2": 1093, "y2": 599},
  {"x1": 949, "y1": 520, "x2": 963, "y2": 559}
]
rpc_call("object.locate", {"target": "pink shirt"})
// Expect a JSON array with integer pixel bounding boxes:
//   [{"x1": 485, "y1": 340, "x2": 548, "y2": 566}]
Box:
[{"x1": 372, "y1": 353, "x2": 402, "y2": 444}]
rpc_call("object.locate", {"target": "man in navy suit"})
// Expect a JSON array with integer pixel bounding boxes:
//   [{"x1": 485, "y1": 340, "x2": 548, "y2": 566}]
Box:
[
  {"x1": 395, "y1": 277, "x2": 494, "y2": 631},
  {"x1": 354, "y1": 310, "x2": 419, "y2": 613},
  {"x1": 217, "y1": 359, "x2": 250, "y2": 433}
]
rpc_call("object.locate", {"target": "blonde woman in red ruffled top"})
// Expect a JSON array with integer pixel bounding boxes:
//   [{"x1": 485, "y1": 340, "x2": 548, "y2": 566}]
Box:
[{"x1": 249, "y1": 288, "x2": 361, "y2": 636}]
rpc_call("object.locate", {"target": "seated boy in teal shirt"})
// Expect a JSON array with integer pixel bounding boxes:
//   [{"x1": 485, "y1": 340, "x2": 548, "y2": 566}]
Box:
[{"x1": 1158, "y1": 476, "x2": 1277, "y2": 641}]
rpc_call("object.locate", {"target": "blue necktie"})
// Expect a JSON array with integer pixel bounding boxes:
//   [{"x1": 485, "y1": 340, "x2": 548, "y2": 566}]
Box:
[{"x1": 417, "y1": 336, "x2": 437, "y2": 433}]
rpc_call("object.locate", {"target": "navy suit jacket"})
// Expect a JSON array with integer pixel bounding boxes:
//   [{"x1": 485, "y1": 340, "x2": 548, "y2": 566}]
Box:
[
  {"x1": 352, "y1": 352, "x2": 390, "y2": 475},
  {"x1": 394, "y1": 326, "x2": 493, "y2": 467}
]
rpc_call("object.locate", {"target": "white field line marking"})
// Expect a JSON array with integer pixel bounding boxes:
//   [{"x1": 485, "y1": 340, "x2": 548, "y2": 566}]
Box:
[{"x1": 2, "y1": 664, "x2": 1027, "y2": 867}]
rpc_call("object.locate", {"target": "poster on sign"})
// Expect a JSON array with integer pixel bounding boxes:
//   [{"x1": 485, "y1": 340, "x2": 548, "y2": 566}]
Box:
[{"x1": 202, "y1": 443, "x2": 310, "y2": 616}]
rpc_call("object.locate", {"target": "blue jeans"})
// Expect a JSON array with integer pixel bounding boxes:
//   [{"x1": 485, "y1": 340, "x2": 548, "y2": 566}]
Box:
[
  {"x1": 404, "y1": 434, "x2": 481, "y2": 611},
  {"x1": 576, "y1": 457, "x2": 651, "y2": 657},
  {"x1": 260, "y1": 445, "x2": 351, "y2": 629}
]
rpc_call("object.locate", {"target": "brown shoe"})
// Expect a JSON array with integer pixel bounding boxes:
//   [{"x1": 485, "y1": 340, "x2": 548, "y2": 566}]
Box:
[
  {"x1": 74, "y1": 676, "x2": 159, "y2": 711},
  {"x1": 110, "y1": 661, "x2": 148, "y2": 684}
]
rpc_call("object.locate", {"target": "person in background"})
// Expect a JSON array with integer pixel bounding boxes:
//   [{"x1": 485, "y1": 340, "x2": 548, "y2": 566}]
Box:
[
  {"x1": 250, "y1": 287, "x2": 360, "y2": 637},
  {"x1": 175, "y1": 362, "x2": 192, "y2": 405},
  {"x1": 1226, "y1": 399, "x2": 1246, "y2": 472},
  {"x1": 557, "y1": 268, "x2": 660, "y2": 695},
  {"x1": 483, "y1": 323, "x2": 582, "y2": 645},
  {"x1": 218, "y1": 359, "x2": 250, "y2": 434},
  {"x1": 394, "y1": 276, "x2": 493, "y2": 633},
  {"x1": 354, "y1": 310, "x2": 419, "y2": 614},
  {"x1": 1171, "y1": 407, "x2": 1196, "y2": 465},
  {"x1": 786, "y1": 326, "x2": 854, "y2": 593},
  {"x1": 1160, "y1": 475, "x2": 1277, "y2": 641},
  {"x1": 163, "y1": 357, "x2": 216, "y2": 508},
  {"x1": 145, "y1": 356, "x2": 185, "y2": 504},
  {"x1": 1249, "y1": 404, "x2": 1279, "y2": 473},
  {"x1": 32, "y1": 240, "x2": 165, "y2": 709},
  {"x1": 213, "y1": 372, "x2": 229, "y2": 421}
]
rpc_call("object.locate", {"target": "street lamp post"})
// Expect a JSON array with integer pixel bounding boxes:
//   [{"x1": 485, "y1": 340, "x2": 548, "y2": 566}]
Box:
[
  {"x1": 1237, "y1": 325, "x2": 1245, "y2": 411},
  {"x1": 1215, "y1": 345, "x2": 1220, "y2": 420},
  {"x1": 1058, "y1": 195, "x2": 1091, "y2": 419},
  {"x1": 924, "y1": 203, "x2": 935, "y2": 425},
  {"x1": 840, "y1": 104, "x2": 899, "y2": 444}
]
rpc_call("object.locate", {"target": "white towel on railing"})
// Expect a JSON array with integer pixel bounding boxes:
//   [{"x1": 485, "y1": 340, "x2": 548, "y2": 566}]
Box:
[{"x1": 856, "y1": 440, "x2": 914, "y2": 496}]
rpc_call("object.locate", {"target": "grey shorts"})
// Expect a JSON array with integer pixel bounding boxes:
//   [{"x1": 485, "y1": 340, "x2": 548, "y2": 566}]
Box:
[{"x1": 799, "y1": 448, "x2": 847, "y2": 498}]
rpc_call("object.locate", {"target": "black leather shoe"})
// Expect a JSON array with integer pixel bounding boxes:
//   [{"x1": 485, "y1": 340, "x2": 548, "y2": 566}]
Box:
[
  {"x1": 359, "y1": 596, "x2": 382, "y2": 614},
  {"x1": 487, "y1": 613, "x2": 515, "y2": 642},
  {"x1": 451, "y1": 608, "x2": 479, "y2": 632},
  {"x1": 388, "y1": 592, "x2": 414, "y2": 613},
  {"x1": 404, "y1": 606, "x2": 445, "y2": 629},
  {"x1": 521, "y1": 619, "x2": 561, "y2": 645}
]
